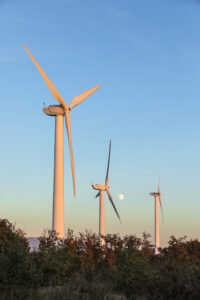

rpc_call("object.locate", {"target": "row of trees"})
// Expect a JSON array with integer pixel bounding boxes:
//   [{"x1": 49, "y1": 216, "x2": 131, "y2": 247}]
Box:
[{"x1": 0, "y1": 219, "x2": 200, "y2": 299}]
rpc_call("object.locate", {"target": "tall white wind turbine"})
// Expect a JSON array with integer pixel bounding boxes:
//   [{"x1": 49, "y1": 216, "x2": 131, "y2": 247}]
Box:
[
  {"x1": 149, "y1": 179, "x2": 164, "y2": 254},
  {"x1": 23, "y1": 45, "x2": 101, "y2": 238},
  {"x1": 92, "y1": 141, "x2": 121, "y2": 244}
]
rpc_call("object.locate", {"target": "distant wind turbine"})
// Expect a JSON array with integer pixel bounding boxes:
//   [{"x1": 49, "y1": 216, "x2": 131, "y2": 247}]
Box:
[
  {"x1": 149, "y1": 179, "x2": 164, "y2": 254},
  {"x1": 23, "y1": 44, "x2": 101, "y2": 238},
  {"x1": 92, "y1": 140, "x2": 121, "y2": 244}
]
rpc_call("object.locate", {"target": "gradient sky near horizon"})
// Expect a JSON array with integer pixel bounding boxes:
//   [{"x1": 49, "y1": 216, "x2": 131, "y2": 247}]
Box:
[{"x1": 0, "y1": 0, "x2": 200, "y2": 246}]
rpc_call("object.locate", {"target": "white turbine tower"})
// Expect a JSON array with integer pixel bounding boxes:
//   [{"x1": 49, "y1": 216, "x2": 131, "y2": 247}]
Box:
[
  {"x1": 92, "y1": 141, "x2": 121, "y2": 244},
  {"x1": 23, "y1": 45, "x2": 101, "y2": 238},
  {"x1": 149, "y1": 179, "x2": 164, "y2": 254}
]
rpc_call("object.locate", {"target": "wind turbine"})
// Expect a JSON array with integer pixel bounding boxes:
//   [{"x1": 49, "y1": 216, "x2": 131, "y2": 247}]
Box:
[
  {"x1": 149, "y1": 179, "x2": 164, "y2": 254},
  {"x1": 23, "y1": 45, "x2": 101, "y2": 238},
  {"x1": 92, "y1": 140, "x2": 121, "y2": 244}
]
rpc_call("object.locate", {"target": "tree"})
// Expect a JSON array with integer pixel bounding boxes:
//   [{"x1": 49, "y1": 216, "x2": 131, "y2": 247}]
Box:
[{"x1": 0, "y1": 219, "x2": 31, "y2": 297}]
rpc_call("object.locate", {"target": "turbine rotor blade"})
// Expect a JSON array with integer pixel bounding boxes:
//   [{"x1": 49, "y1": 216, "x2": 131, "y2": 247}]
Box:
[
  {"x1": 70, "y1": 85, "x2": 101, "y2": 109},
  {"x1": 158, "y1": 177, "x2": 161, "y2": 195},
  {"x1": 159, "y1": 194, "x2": 164, "y2": 223},
  {"x1": 23, "y1": 44, "x2": 67, "y2": 108},
  {"x1": 106, "y1": 188, "x2": 121, "y2": 223},
  {"x1": 64, "y1": 110, "x2": 76, "y2": 196},
  {"x1": 95, "y1": 192, "x2": 100, "y2": 198},
  {"x1": 105, "y1": 140, "x2": 111, "y2": 186},
  {"x1": 158, "y1": 179, "x2": 164, "y2": 223}
]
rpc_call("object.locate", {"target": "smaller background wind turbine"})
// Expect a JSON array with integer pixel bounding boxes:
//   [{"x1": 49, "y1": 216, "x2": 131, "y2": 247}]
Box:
[
  {"x1": 149, "y1": 178, "x2": 164, "y2": 254},
  {"x1": 92, "y1": 140, "x2": 121, "y2": 245}
]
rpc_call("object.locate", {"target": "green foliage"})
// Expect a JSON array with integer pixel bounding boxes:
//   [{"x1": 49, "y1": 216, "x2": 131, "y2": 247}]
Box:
[
  {"x1": 1, "y1": 219, "x2": 200, "y2": 299},
  {"x1": 0, "y1": 219, "x2": 32, "y2": 297}
]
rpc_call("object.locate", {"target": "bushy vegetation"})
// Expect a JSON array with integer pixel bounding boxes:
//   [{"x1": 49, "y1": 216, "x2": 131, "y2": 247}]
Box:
[{"x1": 0, "y1": 219, "x2": 200, "y2": 299}]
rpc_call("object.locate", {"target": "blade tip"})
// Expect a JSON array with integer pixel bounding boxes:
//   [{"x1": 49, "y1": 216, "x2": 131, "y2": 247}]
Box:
[{"x1": 95, "y1": 84, "x2": 101, "y2": 91}]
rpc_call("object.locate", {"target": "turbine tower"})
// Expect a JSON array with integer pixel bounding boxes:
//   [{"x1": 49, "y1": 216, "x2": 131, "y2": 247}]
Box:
[
  {"x1": 23, "y1": 45, "x2": 101, "y2": 238},
  {"x1": 92, "y1": 140, "x2": 121, "y2": 244},
  {"x1": 149, "y1": 179, "x2": 164, "y2": 254}
]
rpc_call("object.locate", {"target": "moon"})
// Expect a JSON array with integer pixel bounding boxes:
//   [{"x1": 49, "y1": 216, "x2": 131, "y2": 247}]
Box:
[{"x1": 118, "y1": 194, "x2": 124, "y2": 200}]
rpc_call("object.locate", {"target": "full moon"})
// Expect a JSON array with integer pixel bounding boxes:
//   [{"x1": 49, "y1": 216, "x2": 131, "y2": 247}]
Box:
[{"x1": 118, "y1": 194, "x2": 124, "y2": 200}]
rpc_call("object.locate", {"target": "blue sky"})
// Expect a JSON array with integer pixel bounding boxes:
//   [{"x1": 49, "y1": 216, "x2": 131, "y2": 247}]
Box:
[{"x1": 0, "y1": 0, "x2": 200, "y2": 246}]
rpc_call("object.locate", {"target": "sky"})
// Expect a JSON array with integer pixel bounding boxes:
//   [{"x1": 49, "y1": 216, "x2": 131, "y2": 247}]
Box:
[{"x1": 0, "y1": 0, "x2": 200, "y2": 246}]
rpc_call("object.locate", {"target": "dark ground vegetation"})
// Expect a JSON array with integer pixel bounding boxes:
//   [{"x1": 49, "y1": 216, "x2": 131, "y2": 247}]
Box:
[{"x1": 0, "y1": 219, "x2": 200, "y2": 299}]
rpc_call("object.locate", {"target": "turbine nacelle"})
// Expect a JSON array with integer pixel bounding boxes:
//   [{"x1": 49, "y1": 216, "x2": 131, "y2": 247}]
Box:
[
  {"x1": 43, "y1": 105, "x2": 65, "y2": 116},
  {"x1": 149, "y1": 192, "x2": 159, "y2": 197},
  {"x1": 43, "y1": 105, "x2": 73, "y2": 117},
  {"x1": 92, "y1": 184, "x2": 107, "y2": 191}
]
